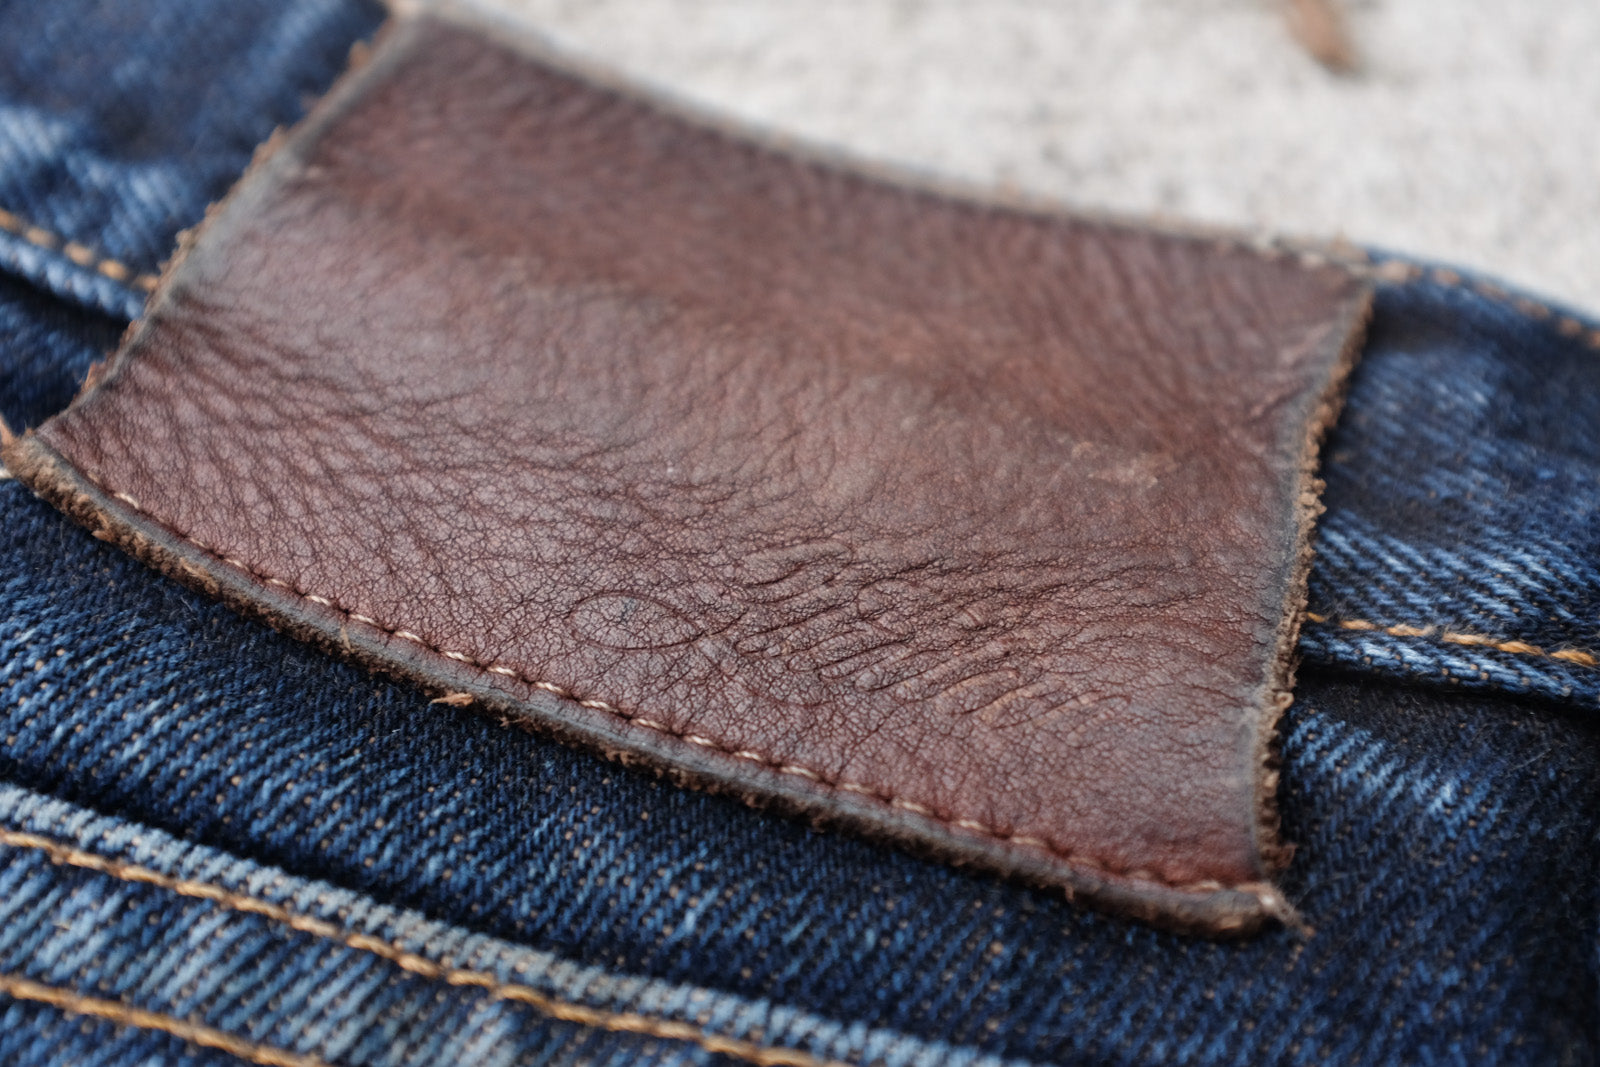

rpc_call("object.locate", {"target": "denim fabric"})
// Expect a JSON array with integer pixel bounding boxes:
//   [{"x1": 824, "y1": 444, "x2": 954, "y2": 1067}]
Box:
[
  {"x1": 0, "y1": 274, "x2": 121, "y2": 431},
  {"x1": 1304, "y1": 271, "x2": 1600, "y2": 711},
  {"x1": 0, "y1": 1, "x2": 1597, "y2": 1064},
  {"x1": 0, "y1": 0, "x2": 385, "y2": 320},
  {"x1": 0, "y1": 782, "x2": 1025, "y2": 1067}
]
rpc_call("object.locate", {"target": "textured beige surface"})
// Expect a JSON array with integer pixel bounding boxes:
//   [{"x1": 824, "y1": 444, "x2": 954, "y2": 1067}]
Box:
[{"x1": 476, "y1": 0, "x2": 1600, "y2": 311}]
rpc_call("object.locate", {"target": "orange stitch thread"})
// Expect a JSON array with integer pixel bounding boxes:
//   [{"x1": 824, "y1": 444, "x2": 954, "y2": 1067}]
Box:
[
  {"x1": 1303, "y1": 612, "x2": 1598, "y2": 669},
  {"x1": 0, "y1": 207, "x2": 160, "y2": 293},
  {"x1": 1373, "y1": 261, "x2": 1420, "y2": 284},
  {"x1": 82, "y1": 473, "x2": 1276, "y2": 902},
  {"x1": 0, "y1": 971, "x2": 326, "y2": 1067},
  {"x1": 0, "y1": 828, "x2": 850, "y2": 1067},
  {"x1": 1419, "y1": 267, "x2": 1600, "y2": 351},
  {"x1": 1512, "y1": 297, "x2": 1550, "y2": 320},
  {"x1": 1305, "y1": 252, "x2": 1600, "y2": 352}
]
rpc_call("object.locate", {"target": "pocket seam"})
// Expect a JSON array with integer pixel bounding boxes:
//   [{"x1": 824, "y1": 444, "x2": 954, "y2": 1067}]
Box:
[
  {"x1": 1304, "y1": 611, "x2": 1598, "y2": 669},
  {"x1": 0, "y1": 825, "x2": 859, "y2": 1067},
  {"x1": 0, "y1": 207, "x2": 158, "y2": 294}
]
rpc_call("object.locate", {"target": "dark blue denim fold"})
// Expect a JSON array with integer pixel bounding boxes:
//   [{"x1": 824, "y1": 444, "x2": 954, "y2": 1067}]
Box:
[
  {"x1": 0, "y1": 0, "x2": 383, "y2": 321},
  {"x1": 1, "y1": 2, "x2": 1596, "y2": 1064}
]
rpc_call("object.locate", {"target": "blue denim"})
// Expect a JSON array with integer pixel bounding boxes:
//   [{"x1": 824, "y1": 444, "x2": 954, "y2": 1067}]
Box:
[
  {"x1": 1304, "y1": 268, "x2": 1600, "y2": 711},
  {"x1": 0, "y1": 1, "x2": 1596, "y2": 1064},
  {"x1": 0, "y1": 0, "x2": 383, "y2": 321}
]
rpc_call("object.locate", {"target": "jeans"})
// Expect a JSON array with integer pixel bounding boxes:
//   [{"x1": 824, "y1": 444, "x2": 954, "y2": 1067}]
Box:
[{"x1": 0, "y1": 1, "x2": 1595, "y2": 1064}]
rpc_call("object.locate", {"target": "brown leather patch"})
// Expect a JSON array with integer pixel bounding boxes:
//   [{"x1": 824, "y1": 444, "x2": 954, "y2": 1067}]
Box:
[{"x1": 3, "y1": 13, "x2": 1369, "y2": 933}]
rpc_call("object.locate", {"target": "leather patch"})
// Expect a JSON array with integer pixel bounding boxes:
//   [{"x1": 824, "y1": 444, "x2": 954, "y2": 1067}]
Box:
[{"x1": 4, "y1": 13, "x2": 1369, "y2": 933}]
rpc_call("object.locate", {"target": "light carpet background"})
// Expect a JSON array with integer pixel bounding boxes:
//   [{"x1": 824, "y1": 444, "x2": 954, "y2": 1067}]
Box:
[{"x1": 482, "y1": 0, "x2": 1599, "y2": 312}]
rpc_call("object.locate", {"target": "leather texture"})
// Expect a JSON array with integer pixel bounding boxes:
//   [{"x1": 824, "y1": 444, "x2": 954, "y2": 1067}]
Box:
[{"x1": 4, "y1": 12, "x2": 1371, "y2": 933}]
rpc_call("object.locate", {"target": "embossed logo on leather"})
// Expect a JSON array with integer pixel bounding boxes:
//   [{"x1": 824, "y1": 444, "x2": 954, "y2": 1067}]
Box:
[{"x1": 3, "y1": 11, "x2": 1370, "y2": 933}]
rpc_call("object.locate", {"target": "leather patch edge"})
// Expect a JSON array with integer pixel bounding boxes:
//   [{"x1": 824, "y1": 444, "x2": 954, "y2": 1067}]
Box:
[
  {"x1": 1255, "y1": 287, "x2": 1373, "y2": 888},
  {"x1": 5, "y1": 432, "x2": 1315, "y2": 935}
]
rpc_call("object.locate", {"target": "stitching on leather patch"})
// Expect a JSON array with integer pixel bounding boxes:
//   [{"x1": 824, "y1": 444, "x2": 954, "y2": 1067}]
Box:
[
  {"x1": 87, "y1": 474, "x2": 1284, "y2": 904},
  {"x1": 0, "y1": 826, "x2": 856, "y2": 1067}
]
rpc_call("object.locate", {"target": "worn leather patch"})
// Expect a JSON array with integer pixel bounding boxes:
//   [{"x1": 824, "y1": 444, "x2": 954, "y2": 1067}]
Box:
[{"x1": 4, "y1": 12, "x2": 1370, "y2": 933}]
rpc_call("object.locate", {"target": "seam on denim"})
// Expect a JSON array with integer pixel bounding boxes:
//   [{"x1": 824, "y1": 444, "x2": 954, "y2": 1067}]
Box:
[
  {"x1": 0, "y1": 827, "x2": 856, "y2": 1067},
  {"x1": 84, "y1": 485, "x2": 1274, "y2": 906},
  {"x1": 0, "y1": 207, "x2": 161, "y2": 294},
  {"x1": 1304, "y1": 612, "x2": 1598, "y2": 668},
  {"x1": 0, "y1": 971, "x2": 327, "y2": 1067},
  {"x1": 1405, "y1": 264, "x2": 1600, "y2": 347},
  {"x1": 1313, "y1": 248, "x2": 1600, "y2": 350}
]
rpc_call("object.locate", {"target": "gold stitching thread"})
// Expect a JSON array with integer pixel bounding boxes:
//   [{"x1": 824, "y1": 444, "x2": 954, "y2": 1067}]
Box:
[
  {"x1": 1295, "y1": 253, "x2": 1600, "y2": 352},
  {"x1": 0, "y1": 827, "x2": 851, "y2": 1067},
  {"x1": 1416, "y1": 267, "x2": 1599, "y2": 350},
  {"x1": 80, "y1": 477, "x2": 1267, "y2": 901},
  {"x1": 0, "y1": 207, "x2": 160, "y2": 293},
  {"x1": 0, "y1": 971, "x2": 327, "y2": 1067},
  {"x1": 1303, "y1": 612, "x2": 1598, "y2": 668}
]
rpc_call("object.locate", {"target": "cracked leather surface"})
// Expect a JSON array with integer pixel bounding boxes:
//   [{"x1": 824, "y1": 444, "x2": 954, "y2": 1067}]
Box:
[{"x1": 5, "y1": 13, "x2": 1371, "y2": 932}]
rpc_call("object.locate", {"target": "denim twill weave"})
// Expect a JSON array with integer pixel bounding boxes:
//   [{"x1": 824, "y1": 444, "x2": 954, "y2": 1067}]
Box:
[{"x1": 0, "y1": 0, "x2": 1596, "y2": 1063}]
